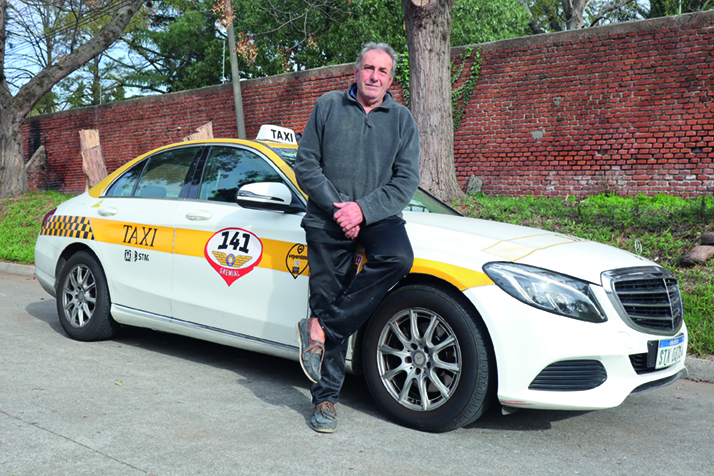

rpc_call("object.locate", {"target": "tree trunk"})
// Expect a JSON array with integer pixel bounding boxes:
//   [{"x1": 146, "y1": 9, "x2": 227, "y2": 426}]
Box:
[
  {"x1": 563, "y1": 0, "x2": 587, "y2": 29},
  {"x1": 402, "y1": 0, "x2": 464, "y2": 203},
  {"x1": 92, "y1": 56, "x2": 101, "y2": 106},
  {"x1": 0, "y1": 105, "x2": 28, "y2": 198},
  {"x1": 0, "y1": 0, "x2": 26, "y2": 197}
]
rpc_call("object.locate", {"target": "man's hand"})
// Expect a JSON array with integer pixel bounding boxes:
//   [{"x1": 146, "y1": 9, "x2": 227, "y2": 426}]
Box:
[{"x1": 334, "y1": 202, "x2": 363, "y2": 239}]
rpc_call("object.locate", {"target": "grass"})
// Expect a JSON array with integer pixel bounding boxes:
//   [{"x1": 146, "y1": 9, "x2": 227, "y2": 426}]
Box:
[
  {"x1": 2, "y1": 191, "x2": 712, "y2": 357},
  {"x1": 0, "y1": 191, "x2": 69, "y2": 263}
]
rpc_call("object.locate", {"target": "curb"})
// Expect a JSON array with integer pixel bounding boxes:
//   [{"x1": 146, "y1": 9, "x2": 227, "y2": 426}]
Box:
[
  {"x1": 0, "y1": 261, "x2": 36, "y2": 277},
  {"x1": 685, "y1": 356, "x2": 714, "y2": 383},
  {"x1": 1, "y1": 261, "x2": 712, "y2": 384}
]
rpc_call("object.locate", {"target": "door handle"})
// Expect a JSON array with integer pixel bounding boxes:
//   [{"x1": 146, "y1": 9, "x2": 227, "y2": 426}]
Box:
[
  {"x1": 98, "y1": 207, "x2": 118, "y2": 216},
  {"x1": 185, "y1": 210, "x2": 212, "y2": 221}
]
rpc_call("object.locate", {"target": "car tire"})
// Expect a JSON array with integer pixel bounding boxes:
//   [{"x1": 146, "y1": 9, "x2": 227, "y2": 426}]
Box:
[
  {"x1": 56, "y1": 251, "x2": 117, "y2": 341},
  {"x1": 362, "y1": 284, "x2": 493, "y2": 432}
]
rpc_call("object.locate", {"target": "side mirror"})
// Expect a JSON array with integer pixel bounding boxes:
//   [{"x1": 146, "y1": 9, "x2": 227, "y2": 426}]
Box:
[{"x1": 235, "y1": 182, "x2": 303, "y2": 213}]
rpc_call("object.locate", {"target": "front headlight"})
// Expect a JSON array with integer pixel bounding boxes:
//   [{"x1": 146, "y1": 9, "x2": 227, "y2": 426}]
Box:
[{"x1": 483, "y1": 262, "x2": 607, "y2": 323}]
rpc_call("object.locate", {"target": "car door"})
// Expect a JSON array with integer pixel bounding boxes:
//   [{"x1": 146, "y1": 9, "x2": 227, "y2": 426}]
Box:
[
  {"x1": 170, "y1": 144, "x2": 309, "y2": 346},
  {"x1": 90, "y1": 145, "x2": 203, "y2": 317}
]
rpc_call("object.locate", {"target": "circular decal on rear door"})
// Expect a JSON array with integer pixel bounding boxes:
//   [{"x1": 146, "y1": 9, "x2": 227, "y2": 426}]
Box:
[{"x1": 204, "y1": 228, "x2": 263, "y2": 286}]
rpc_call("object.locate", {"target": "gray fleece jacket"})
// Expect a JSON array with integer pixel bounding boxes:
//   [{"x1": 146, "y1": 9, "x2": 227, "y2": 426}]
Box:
[{"x1": 294, "y1": 84, "x2": 420, "y2": 232}]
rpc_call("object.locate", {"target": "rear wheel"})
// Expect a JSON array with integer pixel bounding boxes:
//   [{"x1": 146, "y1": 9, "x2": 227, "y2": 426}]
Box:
[
  {"x1": 56, "y1": 251, "x2": 117, "y2": 341},
  {"x1": 362, "y1": 284, "x2": 493, "y2": 432}
]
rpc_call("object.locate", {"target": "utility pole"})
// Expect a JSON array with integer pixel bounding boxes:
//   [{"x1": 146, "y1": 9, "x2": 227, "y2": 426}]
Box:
[{"x1": 225, "y1": 0, "x2": 246, "y2": 139}]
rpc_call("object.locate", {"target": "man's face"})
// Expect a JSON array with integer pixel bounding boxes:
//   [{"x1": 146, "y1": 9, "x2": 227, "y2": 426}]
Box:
[{"x1": 354, "y1": 49, "x2": 394, "y2": 107}]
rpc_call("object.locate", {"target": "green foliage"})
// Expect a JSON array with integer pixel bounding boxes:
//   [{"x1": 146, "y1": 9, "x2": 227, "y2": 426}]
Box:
[
  {"x1": 452, "y1": 0, "x2": 531, "y2": 45},
  {"x1": 680, "y1": 272, "x2": 714, "y2": 357},
  {"x1": 122, "y1": 0, "x2": 537, "y2": 94},
  {"x1": 455, "y1": 192, "x2": 714, "y2": 356},
  {"x1": 452, "y1": 47, "x2": 482, "y2": 133},
  {"x1": 238, "y1": 0, "x2": 407, "y2": 74},
  {"x1": 125, "y1": 0, "x2": 230, "y2": 93},
  {"x1": 0, "y1": 191, "x2": 70, "y2": 264},
  {"x1": 124, "y1": 0, "x2": 407, "y2": 91},
  {"x1": 394, "y1": 54, "x2": 411, "y2": 106}
]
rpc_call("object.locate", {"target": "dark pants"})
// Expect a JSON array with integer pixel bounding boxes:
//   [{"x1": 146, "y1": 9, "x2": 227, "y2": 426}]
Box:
[{"x1": 305, "y1": 215, "x2": 413, "y2": 404}]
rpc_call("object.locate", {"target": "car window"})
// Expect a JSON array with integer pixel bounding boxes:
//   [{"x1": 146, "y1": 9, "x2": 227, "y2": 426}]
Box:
[
  {"x1": 199, "y1": 146, "x2": 284, "y2": 203},
  {"x1": 105, "y1": 147, "x2": 200, "y2": 198},
  {"x1": 134, "y1": 147, "x2": 199, "y2": 199},
  {"x1": 405, "y1": 188, "x2": 461, "y2": 216},
  {"x1": 105, "y1": 161, "x2": 144, "y2": 197}
]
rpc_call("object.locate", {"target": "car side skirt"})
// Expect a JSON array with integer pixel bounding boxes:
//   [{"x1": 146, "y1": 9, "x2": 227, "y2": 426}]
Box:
[{"x1": 112, "y1": 304, "x2": 299, "y2": 362}]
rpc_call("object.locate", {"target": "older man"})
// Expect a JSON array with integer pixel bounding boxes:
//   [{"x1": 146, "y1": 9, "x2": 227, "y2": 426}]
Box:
[{"x1": 294, "y1": 42, "x2": 420, "y2": 433}]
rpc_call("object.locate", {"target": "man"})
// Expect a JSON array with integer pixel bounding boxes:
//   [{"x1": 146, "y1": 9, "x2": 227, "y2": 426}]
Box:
[{"x1": 294, "y1": 42, "x2": 420, "y2": 433}]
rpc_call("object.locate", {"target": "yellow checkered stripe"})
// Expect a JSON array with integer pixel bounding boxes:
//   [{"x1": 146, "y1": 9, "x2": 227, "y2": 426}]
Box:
[{"x1": 41, "y1": 215, "x2": 95, "y2": 240}]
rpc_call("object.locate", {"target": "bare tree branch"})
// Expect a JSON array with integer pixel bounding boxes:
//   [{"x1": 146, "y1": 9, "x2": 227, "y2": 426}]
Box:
[
  {"x1": 589, "y1": 0, "x2": 637, "y2": 26},
  {"x1": 12, "y1": 0, "x2": 146, "y2": 117}
]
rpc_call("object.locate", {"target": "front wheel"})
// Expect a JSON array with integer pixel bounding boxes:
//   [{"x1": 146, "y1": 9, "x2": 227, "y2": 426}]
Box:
[
  {"x1": 362, "y1": 284, "x2": 493, "y2": 432},
  {"x1": 56, "y1": 251, "x2": 117, "y2": 341}
]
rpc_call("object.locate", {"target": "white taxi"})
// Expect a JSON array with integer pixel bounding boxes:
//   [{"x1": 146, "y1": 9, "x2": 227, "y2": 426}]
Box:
[{"x1": 34, "y1": 125, "x2": 688, "y2": 432}]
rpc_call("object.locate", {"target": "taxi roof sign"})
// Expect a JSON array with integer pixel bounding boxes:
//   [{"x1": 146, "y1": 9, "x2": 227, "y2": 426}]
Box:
[{"x1": 256, "y1": 125, "x2": 298, "y2": 145}]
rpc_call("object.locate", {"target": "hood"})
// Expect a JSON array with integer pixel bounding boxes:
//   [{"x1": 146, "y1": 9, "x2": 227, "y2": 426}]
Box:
[{"x1": 404, "y1": 211, "x2": 656, "y2": 285}]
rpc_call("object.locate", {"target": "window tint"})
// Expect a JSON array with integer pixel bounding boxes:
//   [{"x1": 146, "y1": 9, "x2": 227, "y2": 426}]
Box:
[
  {"x1": 105, "y1": 161, "x2": 144, "y2": 197},
  {"x1": 404, "y1": 188, "x2": 461, "y2": 215},
  {"x1": 199, "y1": 147, "x2": 283, "y2": 203},
  {"x1": 269, "y1": 146, "x2": 297, "y2": 168},
  {"x1": 105, "y1": 147, "x2": 200, "y2": 199}
]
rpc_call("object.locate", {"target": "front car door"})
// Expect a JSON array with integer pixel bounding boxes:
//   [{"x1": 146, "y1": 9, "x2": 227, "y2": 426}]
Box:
[{"x1": 170, "y1": 144, "x2": 309, "y2": 347}]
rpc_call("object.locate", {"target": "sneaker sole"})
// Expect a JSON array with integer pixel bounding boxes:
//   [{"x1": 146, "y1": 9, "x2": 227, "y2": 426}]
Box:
[{"x1": 310, "y1": 425, "x2": 337, "y2": 434}]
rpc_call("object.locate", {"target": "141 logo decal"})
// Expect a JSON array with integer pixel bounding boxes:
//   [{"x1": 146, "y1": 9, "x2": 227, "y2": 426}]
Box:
[{"x1": 204, "y1": 228, "x2": 263, "y2": 285}]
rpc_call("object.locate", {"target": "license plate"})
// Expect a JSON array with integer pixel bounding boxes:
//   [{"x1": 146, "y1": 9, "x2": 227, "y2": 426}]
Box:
[{"x1": 655, "y1": 335, "x2": 686, "y2": 369}]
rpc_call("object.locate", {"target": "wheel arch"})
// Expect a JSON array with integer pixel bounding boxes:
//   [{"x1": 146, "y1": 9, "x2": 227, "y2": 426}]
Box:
[
  {"x1": 350, "y1": 272, "x2": 498, "y2": 386},
  {"x1": 55, "y1": 243, "x2": 108, "y2": 298}
]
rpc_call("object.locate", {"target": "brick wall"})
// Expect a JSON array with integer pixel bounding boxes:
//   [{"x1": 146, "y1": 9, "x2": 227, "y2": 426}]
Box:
[{"x1": 23, "y1": 11, "x2": 713, "y2": 197}]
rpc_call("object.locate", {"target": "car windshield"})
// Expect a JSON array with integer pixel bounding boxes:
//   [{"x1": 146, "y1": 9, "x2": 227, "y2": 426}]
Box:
[
  {"x1": 269, "y1": 146, "x2": 298, "y2": 168},
  {"x1": 272, "y1": 144, "x2": 459, "y2": 216}
]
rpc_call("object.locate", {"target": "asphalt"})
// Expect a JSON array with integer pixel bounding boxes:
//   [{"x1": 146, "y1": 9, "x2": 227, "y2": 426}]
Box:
[
  {"x1": 2, "y1": 260, "x2": 712, "y2": 384},
  {"x1": 3, "y1": 264, "x2": 714, "y2": 476}
]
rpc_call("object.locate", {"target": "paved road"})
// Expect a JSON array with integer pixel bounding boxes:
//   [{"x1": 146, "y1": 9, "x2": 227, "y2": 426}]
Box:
[{"x1": 1, "y1": 271, "x2": 713, "y2": 476}]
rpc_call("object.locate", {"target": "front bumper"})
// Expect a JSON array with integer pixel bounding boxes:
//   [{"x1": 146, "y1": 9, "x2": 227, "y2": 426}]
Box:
[{"x1": 465, "y1": 284, "x2": 688, "y2": 411}]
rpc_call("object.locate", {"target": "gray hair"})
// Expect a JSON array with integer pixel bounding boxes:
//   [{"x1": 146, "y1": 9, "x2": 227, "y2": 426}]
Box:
[{"x1": 355, "y1": 42, "x2": 399, "y2": 78}]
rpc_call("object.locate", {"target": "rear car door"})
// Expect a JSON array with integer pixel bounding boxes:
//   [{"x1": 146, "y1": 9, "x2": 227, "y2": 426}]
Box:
[
  {"x1": 90, "y1": 145, "x2": 203, "y2": 317},
  {"x1": 170, "y1": 144, "x2": 309, "y2": 346}
]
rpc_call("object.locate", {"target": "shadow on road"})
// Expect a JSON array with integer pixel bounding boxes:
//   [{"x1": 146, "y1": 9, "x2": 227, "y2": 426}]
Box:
[
  {"x1": 467, "y1": 406, "x2": 591, "y2": 432},
  {"x1": 26, "y1": 299, "x2": 63, "y2": 334}
]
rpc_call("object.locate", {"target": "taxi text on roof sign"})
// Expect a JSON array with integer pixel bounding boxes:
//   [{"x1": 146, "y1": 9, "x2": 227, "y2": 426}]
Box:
[{"x1": 256, "y1": 125, "x2": 298, "y2": 145}]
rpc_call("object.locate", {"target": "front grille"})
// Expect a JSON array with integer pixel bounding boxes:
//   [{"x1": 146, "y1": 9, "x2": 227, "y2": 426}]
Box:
[
  {"x1": 602, "y1": 267, "x2": 683, "y2": 334},
  {"x1": 529, "y1": 360, "x2": 607, "y2": 391}
]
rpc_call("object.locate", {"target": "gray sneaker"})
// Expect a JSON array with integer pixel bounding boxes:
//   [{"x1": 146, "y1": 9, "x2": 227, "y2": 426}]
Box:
[
  {"x1": 310, "y1": 402, "x2": 337, "y2": 433},
  {"x1": 296, "y1": 318, "x2": 324, "y2": 383}
]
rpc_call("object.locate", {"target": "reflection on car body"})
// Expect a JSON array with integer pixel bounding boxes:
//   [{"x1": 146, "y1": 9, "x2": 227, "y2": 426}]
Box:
[{"x1": 34, "y1": 126, "x2": 688, "y2": 432}]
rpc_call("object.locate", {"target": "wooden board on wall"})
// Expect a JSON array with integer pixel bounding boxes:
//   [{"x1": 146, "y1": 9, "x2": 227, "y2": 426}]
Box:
[{"x1": 79, "y1": 129, "x2": 108, "y2": 190}]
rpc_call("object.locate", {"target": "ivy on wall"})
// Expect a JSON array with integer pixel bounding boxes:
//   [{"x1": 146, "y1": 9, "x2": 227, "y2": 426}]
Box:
[
  {"x1": 451, "y1": 47, "x2": 482, "y2": 133},
  {"x1": 394, "y1": 47, "x2": 482, "y2": 133}
]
